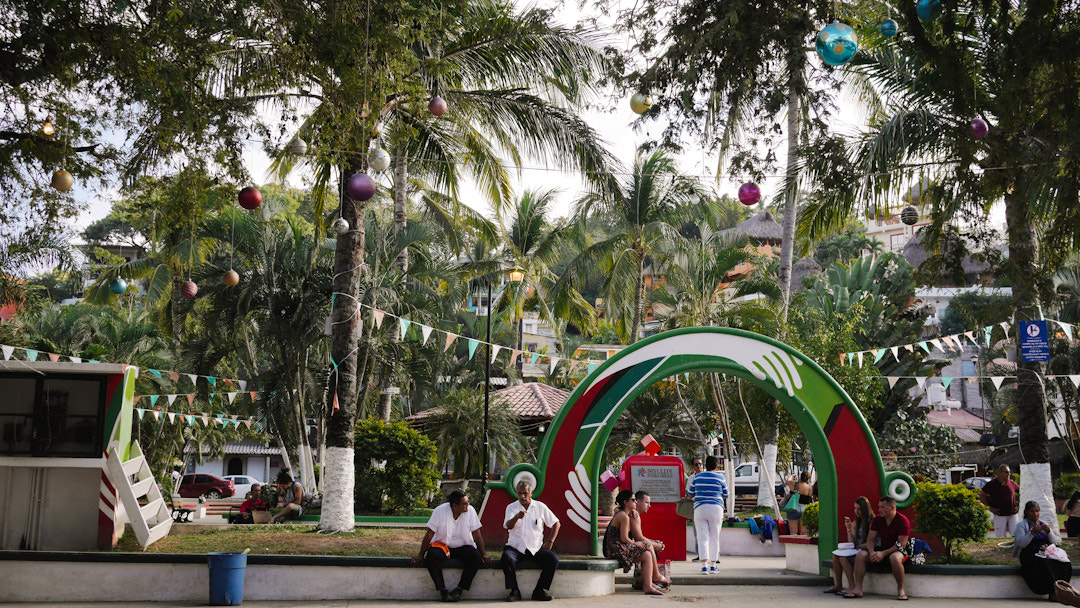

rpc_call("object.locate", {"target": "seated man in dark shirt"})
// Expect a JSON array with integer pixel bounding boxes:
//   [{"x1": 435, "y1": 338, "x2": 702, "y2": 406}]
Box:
[{"x1": 848, "y1": 496, "x2": 911, "y2": 600}]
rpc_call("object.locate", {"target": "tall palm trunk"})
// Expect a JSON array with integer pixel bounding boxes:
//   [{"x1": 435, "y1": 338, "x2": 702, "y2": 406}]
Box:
[
  {"x1": 1006, "y1": 187, "x2": 1053, "y2": 518},
  {"x1": 380, "y1": 151, "x2": 409, "y2": 422},
  {"x1": 707, "y1": 373, "x2": 738, "y2": 519},
  {"x1": 320, "y1": 158, "x2": 367, "y2": 532},
  {"x1": 777, "y1": 54, "x2": 804, "y2": 318},
  {"x1": 629, "y1": 246, "x2": 646, "y2": 344}
]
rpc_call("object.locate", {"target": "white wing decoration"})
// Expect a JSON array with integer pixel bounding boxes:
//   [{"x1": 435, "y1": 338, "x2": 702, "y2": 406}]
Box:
[{"x1": 564, "y1": 464, "x2": 592, "y2": 532}]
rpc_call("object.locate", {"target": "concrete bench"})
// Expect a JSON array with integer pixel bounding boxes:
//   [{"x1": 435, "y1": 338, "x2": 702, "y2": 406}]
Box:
[
  {"x1": 0, "y1": 551, "x2": 618, "y2": 602},
  {"x1": 822, "y1": 558, "x2": 1080, "y2": 599}
]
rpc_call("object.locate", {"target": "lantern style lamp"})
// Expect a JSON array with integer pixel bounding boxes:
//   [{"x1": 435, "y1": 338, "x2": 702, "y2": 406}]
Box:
[
  {"x1": 815, "y1": 22, "x2": 859, "y2": 66},
  {"x1": 880, "y1": 19, "x2": 899, "y2": 36},
  {"x1": 738, "y1": 182, "x2": 761, "y2": 206},
  {"x1": 41, "y1": 116, "x2": 56, "y2": 137},
  {"x1": 345, "y1": 173, "x2": 375, "y2": 201},
  {"x1": 629, "y1": 92, "x2": 654, "y2": 115},
  {"x1": 508, "y1": 266, "x2": 524, "y2": 283},
  {"x1": 238, "y1": 186, "x2": 262, "y2": 209}
]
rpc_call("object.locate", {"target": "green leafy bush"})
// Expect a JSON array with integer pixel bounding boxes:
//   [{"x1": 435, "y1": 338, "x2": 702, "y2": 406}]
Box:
[
  {"x1": 912, "y1": 482, "x2": 991, "y2": 561},
  {"x1": 1053, "y1": 473, "x2": 1080, "y2": 500},
  {"x1": 802, "y1": 501, "x2": 820, "y2": 537},
  {"x1": 354, "y1": 418, "x2": 440, "y2": 515}
]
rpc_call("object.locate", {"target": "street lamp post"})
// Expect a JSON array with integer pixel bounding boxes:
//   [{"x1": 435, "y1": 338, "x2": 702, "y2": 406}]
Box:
[
  {"x1": 481, "y1": 280, "x2": 493, "y2": 496},
  {"x1": 508, "y1": 267, "x2": 524, "y2": 375}
]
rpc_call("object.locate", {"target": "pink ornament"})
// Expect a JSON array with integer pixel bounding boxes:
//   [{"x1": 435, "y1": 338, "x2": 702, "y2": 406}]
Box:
[
  {"x1": 428, "y1": 96, "x2": 448, "y2": 117},
  {"x1": 738, "y1": 182, "x2": 761, "y2": 206},
  {"x1": 180, "y1": 280, "x2": 198, "y2": 299},
  {"x1": 238, "y1": 186, "x2": 262, "y2": 210},
  {"x1": 641, "y1": 433, "x2": 661, "y2": 456},
  {"x1": 346, "y1": 173, "x2": 375, "y2": 201},
  {"x1": 600, "y1": 470, "x2": 621, "y2": 492},
  {"x1": 970, "y1": 117, "x2": 988, "y2": 140}
]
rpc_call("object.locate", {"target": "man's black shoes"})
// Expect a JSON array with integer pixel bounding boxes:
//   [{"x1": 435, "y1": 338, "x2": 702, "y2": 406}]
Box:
[
  {"x1": 532, "y1": 590, "x2": 553, "y2": 601},
  {"x1": 448, "y1": 588, "x2": 463, "y2": 602},
  {"x1": 507, "y1": 589, "x2": 522, "y2": 602},
  {"x1": 440, "y1": 589, "x2": 451, "y2": 602}
]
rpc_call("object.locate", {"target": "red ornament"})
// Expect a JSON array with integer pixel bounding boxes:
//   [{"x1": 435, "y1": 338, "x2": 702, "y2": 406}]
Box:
[
  {"x1": 180, "y1": 280, "x2": 198, "y2": 298},
  {"x1": 738, "y1": 182, "x2": 761, "y2": 206},
  {"x1": 238, "y1": 186, "x2": 262, "y2": 210},
  {"x1": 428, "y1": 96, "x2": 448, "y2": 117}
]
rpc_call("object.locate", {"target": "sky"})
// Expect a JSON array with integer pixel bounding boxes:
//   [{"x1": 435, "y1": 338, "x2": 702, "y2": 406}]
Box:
[{"x1": 71, "y1": 2, "x2": 906, "y2": 234}]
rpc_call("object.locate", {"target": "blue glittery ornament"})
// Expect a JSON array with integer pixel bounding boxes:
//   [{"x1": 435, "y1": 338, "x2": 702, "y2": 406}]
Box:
[
  {"x1": 880, "y1": 19, "x2": 898, "y2": 36},
  {"x1": 917, "y1": 0, "x2": 941, "y2": 21},
  {"x1": 815, "y1": 22, "x2": 859, "y2": 67}
]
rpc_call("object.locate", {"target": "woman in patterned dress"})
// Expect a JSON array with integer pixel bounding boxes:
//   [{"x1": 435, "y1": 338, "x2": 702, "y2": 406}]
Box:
[{"x1": 603, "y1": 490, "x2": 665, "y2": 595}]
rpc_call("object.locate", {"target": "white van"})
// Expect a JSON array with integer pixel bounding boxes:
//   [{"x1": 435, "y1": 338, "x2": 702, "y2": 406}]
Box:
[{"x1": 724, "y1": 462, "x2": 785, "y2": 496}]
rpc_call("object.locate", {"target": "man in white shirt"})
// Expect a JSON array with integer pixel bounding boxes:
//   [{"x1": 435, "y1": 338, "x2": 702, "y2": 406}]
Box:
[
  {"x1": 412, "y1": 490, "x2": 492, "y2": 602},
  {"x1": 501, "y1": 480, "x2": 561, "y2": 601}
]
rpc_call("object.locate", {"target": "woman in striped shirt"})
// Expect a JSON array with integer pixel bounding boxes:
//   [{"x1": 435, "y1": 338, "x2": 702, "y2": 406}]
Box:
[{"x1": 686, "y1": 455, "x2": 728, "y2": 574}]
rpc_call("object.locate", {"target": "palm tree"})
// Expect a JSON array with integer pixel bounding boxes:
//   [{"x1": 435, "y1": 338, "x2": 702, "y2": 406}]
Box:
[
  {"x1": 799, "y1": 1, "x2": 1080, "y2": 511},
  {"x1": 557, "y1": 149, "x2": 701, "y2": 344}
]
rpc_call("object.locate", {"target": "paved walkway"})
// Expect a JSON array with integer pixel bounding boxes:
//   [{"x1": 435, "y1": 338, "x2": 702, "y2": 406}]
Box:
[
  {"x1": 616, "y1": 556, "x2": 829, "y2": 586},
  {"x1": 0, "y1": 585, "x2": 1049, "y2": 607}
]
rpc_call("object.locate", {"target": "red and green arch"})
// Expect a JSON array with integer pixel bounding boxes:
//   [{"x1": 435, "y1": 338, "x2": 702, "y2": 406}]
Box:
[{"x1": 478, "y1": 327, "x2": 915, "y2": 566}]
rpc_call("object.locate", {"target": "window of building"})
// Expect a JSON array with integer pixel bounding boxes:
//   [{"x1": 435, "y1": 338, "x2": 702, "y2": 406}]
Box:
[{"x1": 0, "y1": 373, "x2": 107, "y2": 457}]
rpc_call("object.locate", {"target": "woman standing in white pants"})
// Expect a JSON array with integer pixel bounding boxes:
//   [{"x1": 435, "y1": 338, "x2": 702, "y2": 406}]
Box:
[{"x1": 686, "y1": 455, "x2": 729, "y2": 574}]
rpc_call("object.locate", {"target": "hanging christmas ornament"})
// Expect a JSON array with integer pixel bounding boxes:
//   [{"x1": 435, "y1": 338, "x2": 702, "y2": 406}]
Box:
[
  {"x1": 900, "y1": 205, "x2": 919, "y2": 226},
  {"x1": 41, "y1": 116, "x2": 55, "y2": 137},
  {"x1": 50, "y1": 169, "x2": 73, "y2": 192},
  {"x1": 970, "y1": 117, "x2": 989, "y2": 140},
  {"x1": 238, "y1": 186, "x2": 262, "y2": 210},
  {"x1": 815, "y1": 22, "x2": 859, "y2": 66},
  {"x1": 286, "y1": 137, "x2": 308, "y2": 155},
  {"x1": 332, "y1": 218, "x2": 350, "y2": 234},
  {"x1": 368, "y1": 148, "x2": 391, "y2": 172},
  {"x1": 222, "y1": 270, "x2": 240, "y2": 287},
  {"x1": 738, "y1": 182, "x2": 761, "y2": 206},
  {"x1": 629, "y1": 92, "x2": 654, "y2": 115},
  {"x1": 428, "y1": 96, "x2": 448, "y2": 117},
  {"x1": 180, "y1": 280, "x2": 199, "y2": 299},
  {"x1": 109, "y1": 277, "x2": 128, "y2": 295},
  {"x1": 917, "y1": 0, "x2": 942, "y2": 21},
  {"x1": 880, "y1": 19, "x2": 899, "y2": 37},
  {"x1": 346, "y1": 173, "x2": 375, "y2": 201}
]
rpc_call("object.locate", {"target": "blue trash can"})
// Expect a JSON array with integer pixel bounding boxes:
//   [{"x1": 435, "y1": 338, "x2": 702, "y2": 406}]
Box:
[{"x1": 208, "y1": 552, "x2": 247, "y2": 605}]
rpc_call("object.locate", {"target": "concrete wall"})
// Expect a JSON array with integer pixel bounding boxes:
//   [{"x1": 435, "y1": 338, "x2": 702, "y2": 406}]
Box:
[
  {"x1": 686, "y1": 524, "x2": 785, "y2": 557},
  {"x1": 0, "y1": 464, "x2": 103, "y2": 550},
  {"x1": 0, "y1": 557, "x2": 615, "y2": 602}
]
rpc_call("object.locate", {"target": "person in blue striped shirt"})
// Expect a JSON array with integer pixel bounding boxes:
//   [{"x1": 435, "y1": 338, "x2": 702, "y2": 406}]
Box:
[{"x1": 686, "y1": 455, "x2": 728, "y2": 574}]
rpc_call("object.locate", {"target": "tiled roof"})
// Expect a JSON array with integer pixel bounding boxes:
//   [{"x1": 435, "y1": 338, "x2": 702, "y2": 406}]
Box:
[
  {"x1": 406, "y1": 382, "x2": 568, "y2": 421},
  {"x1": 199, "y1": 440, "x2": 280, "y2": 455}
]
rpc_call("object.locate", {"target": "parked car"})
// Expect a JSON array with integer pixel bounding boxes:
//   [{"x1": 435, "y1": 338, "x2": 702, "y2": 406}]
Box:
[
  {"x1": 962, "y1": 476, "x2": 993, "y2": 491},
  {"x1": 223, "y1": 475, "x2": 264, "y2": 498},
  {"x1": 177, "y1": 473, "x2": 235, "y2": 499},
  {"x1": 723, "y1": 462, "x2": 785, "y2": 496}
]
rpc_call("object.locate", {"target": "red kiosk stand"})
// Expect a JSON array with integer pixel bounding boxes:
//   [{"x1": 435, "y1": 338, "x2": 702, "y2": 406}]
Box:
[{"x1": 621, "y1": 454, "x2": 687, "y2": 562}]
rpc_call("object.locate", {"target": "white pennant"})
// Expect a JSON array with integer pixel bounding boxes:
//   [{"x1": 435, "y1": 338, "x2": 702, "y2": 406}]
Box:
[
  {"x1": 69, "y1": 356, "x2": 81, "y2": 363},
  {"x1": 915, "y1": 377, "x2": 926, "y2": 389},
  {"x1": 186, "y1": 373, "x2": 198, "y2": 386},
  {"x1": 1057, "y1": 321, "x2": 1074, "y2": 341},
  {"x1": 904, "y1": 344, "x2": 914, "y2": 352},
  {"x1": 964, "y1": 331, "x2": 977, "y2": 346},
  {"x1": 890, "y1": 346, "x2": 899, "y2": 360},
  {"x1": 238, "y1": 380, "x2": 247, "y2": 391},
  {"x1": 420, "y1": 324, "x2": 433, "y2": 345},
  {"x1": 999, "y1": 321, "x2": 1010, "y2": 333},
  {"x1": 491, "y1": 345, "x2": 502, "y2": 362},
  {"x1": 167, "y1": 412, "x2": 176, "y2": 423},
  {"x1": 857, "y1": 352, "x2": 864, "y2": 367},
  {"x1": 1071, "y1": 375, "x2": 1080, "y2": 389},
  {"x1": 991, "y1": 376, "x2": 1006, "y2": 390},
  {"x1": 167, "y1": 394, "x2": 178, "y2": 405},
  {"x1": 227, "y1": 392, "x2": 237, "y2": 404},
  {"x1": 549, "y1": 356, "x2": 559, "y2": 373},
  {"x1": 930, "y1": 339, "x2": 943, "y2": 351},
  {"x1": 1, "y1": 345, "x2": 11, "y2": 360},
  {"x1": 887, "y1": 377, "x2": 900, "y2": 388}
]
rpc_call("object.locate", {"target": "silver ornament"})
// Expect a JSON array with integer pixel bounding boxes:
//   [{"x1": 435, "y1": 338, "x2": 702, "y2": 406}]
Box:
[
  {"x1": 286, "y1": 137, "x2": 308, "y2": 155},
  {"x1": 332, "y1": 218, "x2": 350, "y2": 234},
  {"x1": 368, "y1": 148, "x2": 391, "y2": 172}
]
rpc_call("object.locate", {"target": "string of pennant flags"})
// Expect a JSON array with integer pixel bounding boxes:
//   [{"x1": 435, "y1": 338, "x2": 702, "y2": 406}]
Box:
[
  {"x1": 132, "y1": 407, "x2": 263, "y2": 431},
  {"x1": 867, "y1": 374, "x2": 1080, "y2": 390},
  {"x1": 841, "y1": 319, "x2": 1080, "y2": 367},
  {"x1": 0, "y1": 343, "x2": 251, "y2": 391}
]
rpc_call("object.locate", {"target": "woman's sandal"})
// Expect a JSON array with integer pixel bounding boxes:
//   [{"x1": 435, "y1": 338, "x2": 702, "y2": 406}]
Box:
[
  {"x1": 824, "y1": 586, "x2": 843, "y2": 594},
  {"x1": 644, "y1": 588, "x2": 665, "y2": 596},
  {"x1": 842, "y1": 592, "x2": 863, "y2": 599}
]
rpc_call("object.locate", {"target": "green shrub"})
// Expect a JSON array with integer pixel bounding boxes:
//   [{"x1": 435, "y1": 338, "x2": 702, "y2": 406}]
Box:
[
  {"x1": 354, "y1": 418, "x2": 440, "y2": 515},
  {"x1": 802, "y1": 501, "x2": 820, "y2": 537},
  {"x1": 912, "y1": 482, "x2": 991, "y2": 562},
  {"x1": 1053, "y1": 473, "x2": 1080, "y2": 500}
]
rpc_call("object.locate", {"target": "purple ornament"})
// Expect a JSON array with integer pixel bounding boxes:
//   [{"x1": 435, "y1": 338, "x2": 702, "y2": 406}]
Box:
[
  {"x1": 428, "y1": 96, "x2": 448, "y2": 117},
  {"x1": 970, "y1": 117, "x2": 988, "y2": 140},
  {"x1": 346, "y1": 173, "x2": 375, "y2": 201},
  {"x1": 738, "y1": 182, "x2": 761, "y2": 206}
]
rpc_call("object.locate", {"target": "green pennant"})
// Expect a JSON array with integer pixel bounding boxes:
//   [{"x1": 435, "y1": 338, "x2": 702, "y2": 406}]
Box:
[
  {"x1": 207, "y1": 376, "x2": 216, "y2": 387},
  {"x1": 467, "y1": 338, "x2": 479, "y2": 360},
  {"x1": 588, "y1": 363, "x2": 598, "y2": 375},
  {"x1": 25, "y1": 349, "x2": 38, "y2": 361},
  {"x1": 941, "y1": 377, "x2": 954, "y2": 389},
  {"x1": 917, "y1": 341, "x2": 930, "y2": 353},
  {"x1": 149, "y1": 395, "x2": 160, "y2": 407},
  {"x1": 873, "y1": 349, "x2": 885, "y2": 363},
  {"x1": 531, "y1": 353, "x2": 540, "y2": 365},
  {"x1": 135, "y1": 408, "x2": 145, "y2": 420},
  {"x1": 399, "y1": 319, "x2": 412, "y2": 340},
  {"x1": 148, "y1": 369, "x2": 163, "y2": 378},
  {"x1": 185, "y1": 414, "x2": 195, "y2": 426}
]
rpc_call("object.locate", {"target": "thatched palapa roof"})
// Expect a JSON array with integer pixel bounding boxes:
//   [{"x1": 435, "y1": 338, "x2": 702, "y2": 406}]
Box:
[{"x1": 721, "y1": 210, "x2": 784, "y2": 244}]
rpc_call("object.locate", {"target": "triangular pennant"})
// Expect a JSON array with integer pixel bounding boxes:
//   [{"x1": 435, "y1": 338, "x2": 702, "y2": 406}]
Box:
[
  {"x1": 491, "y1": 345, "x2": 502, "y2": 362},
  {"x1": 999, "y1": 321, "x2": 1010, "y2": 334},
  {"x1": 887, "y1": 377, "x2": 900, "y2": 388},
  {"x1": 153, "y1": 411, "x2": 162, "y2": 421},
  {"x1": 186, "y1": 394, "x2": 195, "y2": 405},
  {"x1": 467, "y1": 339, "x2": 479, "y2": 360},
  {"x1": 873, "y1": 349, "x2": 885, "y2": 363},
  {"x1": 186, "y1": 373, "x2": 197, "y2": 386},
  {"x1": 588, "y1": 362, "x2": 598, "y2": 375},
  {"x1": 510, "y1": 350, "x2": 521, "y2": 366},
  {"x1": 840, "y1": 353, "x2": 847, "y2": 365},
  {"x1": 133, "y1": 395, "x2": 142, "y2": 405},
  {"x1": 332, "y1": 391, "x2": 340, "y2": 413},
  {"x1": 941, "y1": 377, "x2": 954, "y2": 389},
  {"x1": 444, "y1": 333, "x2": 458, "y2": 352},
  {"x1": 964, "y1": 331, "x2": 977, "y2": 346},
  {"x1": 201, "y1": 415, "x2": 210, "y2": 426},
  {"x1": 915, "y1": 377, "x2": 926, "y2": 388},
  {"x1": 238, "y1": 380, "x2": 247, "y2": 391},
  {"x1": 1057, "y1": 321, "x2": 1074, "y2": 341},
  {"x1": 249, "y1": 391, "x2": 257, "y2": 401},
  {"x1": 149, "y1": 395, "x2": 160, "y2": 407},
  {"x1": 549, "y1": 356, "x2": 560, "y2": 373},
  {"x1": 941, "y1": 336, "x2": 955, "y2": 350},
  {"x1": 930, "y1": 339, "x2": 943, "y2": 351},
  {"x1": 87, "y1": 359, "x2": 99, "y2": 364},
  {"x1": 135, "y1": 408, "x2": 145, "y2": 420},
  {"x1": 1071, "y1": 375, "x2": 1080, "y2": 389},
  {"x1": 984, "y1": 326, "x2": 993, "y2": 347},
  {"x1": 531, "y1": 353, "x2": 540, "y2": 365},
  {"x1": 206, "y1": 377, "x2": 216, "y2": 387},
  {"x1": 918, "y1": 341, "x2": 930, "y2": 353},
  {"x1": 4, "y1": 345, "x2": 16, "y2": 360},
  {"x1": 890, "y1": 346, "x2": 899, "y2": 360},
  {"x1": 373, "y1": 309, "x2": 385, "y2": 329},
  {"x1": 25, "y1": 349, "x2": 38, "y2": 361},
  {"x1": 399, "y1": 318, "x2": 411, "y2": 340},
  {"x1": 227, "y1": 392, "x2": 237, "y2": 404},
  {"x1": 904, "y1": 344, "x2": 914, "y2": 352},
  {"x1": 223, "y1": 378, "x2": 234, "y2": 388},
  {"x1": 167, "y1": 394, "x2": 178, "y2": 406},
  {"x1": 208, "y1": 392, "x2": 215, "y2": 402},
  {"x1": 48, "y1": 352, "x2": 59, "y2": 363},
  {"x1": 420, "y1": 324, "x2": 433, "y2": 345},
  {"x1": 857, "y1": 352, "x2": 864, "y2": 367},
  {"x1": 148, "y1": 369, "x2": 163, "y2": 378},
  {"x1": 169, "y1": 372, "x2": 180, "y2": 382},
  {"x1": 168, "y1": 412, "x2": 176, "y2": 423},
  {"x1": 69, "y1": 356, "x2": 81, "y2": 363}
]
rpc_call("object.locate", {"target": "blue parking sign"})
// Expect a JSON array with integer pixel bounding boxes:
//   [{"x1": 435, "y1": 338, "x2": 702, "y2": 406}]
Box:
[{"x1": 1020, "y1": 320, "x2": 1050, "y2": 362}]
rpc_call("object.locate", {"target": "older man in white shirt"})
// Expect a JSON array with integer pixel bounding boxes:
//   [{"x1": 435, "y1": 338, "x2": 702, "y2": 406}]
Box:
[
  {"x1": 501, "y1": 480, "x2": 561, "y2": 601},
  {"x1": 412, "y1": 490, "x2": 492, "y2": 602}
]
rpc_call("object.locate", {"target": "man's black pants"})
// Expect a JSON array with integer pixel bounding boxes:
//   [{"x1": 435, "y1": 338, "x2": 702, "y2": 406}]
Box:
[
  {"x1": 424, "y1": 545, "x2": 483, "y2": 591},
  {"x1": 501, "y1": 545, "x2": 559, "y2": 594}
]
